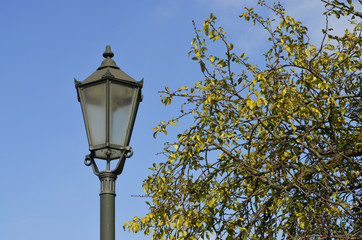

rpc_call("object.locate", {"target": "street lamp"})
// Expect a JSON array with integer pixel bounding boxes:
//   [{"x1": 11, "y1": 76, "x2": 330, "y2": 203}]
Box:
[{"x1": 75, "y1": 45, "x2": 143, "y2": 240}]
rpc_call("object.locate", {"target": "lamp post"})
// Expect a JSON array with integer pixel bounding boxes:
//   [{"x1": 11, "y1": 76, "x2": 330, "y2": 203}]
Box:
[{"x1": 75, "y1": 45, "x2": 143, "y2": 240}]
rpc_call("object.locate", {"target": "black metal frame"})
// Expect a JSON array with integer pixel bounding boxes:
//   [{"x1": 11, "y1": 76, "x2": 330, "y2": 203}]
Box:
[
  {"x1": 75, "y1": 76, "x2": 143, "y2": 161},
  {"x1": 84, "y1": 147, "x2": 133, "y2": 176},
  {"x1": 74, "y1": 44, "x2": 143, "y2": 162}
]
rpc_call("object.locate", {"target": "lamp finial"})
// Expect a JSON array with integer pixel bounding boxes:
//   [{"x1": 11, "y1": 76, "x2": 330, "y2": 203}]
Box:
[{"x1": 103, "y1": 45, "x2": 114, "y2": 59}]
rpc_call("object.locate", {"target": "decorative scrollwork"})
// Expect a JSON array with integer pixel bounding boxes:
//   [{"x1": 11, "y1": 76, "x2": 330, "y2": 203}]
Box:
[
  {"x1": 125, "y1": 148, "x2": 133, "y2": 158},
  {"x1": 83, "y1": 147, "x2": 133, "y2": 176},
  {"x1": 84, "y1": 155, "x2": 93, "y2": 166}
]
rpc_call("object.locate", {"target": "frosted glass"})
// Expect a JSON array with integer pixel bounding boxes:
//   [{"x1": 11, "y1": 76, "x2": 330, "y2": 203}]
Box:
[
  {"x1": 81, "y1": 83, "x2": 107, "y2": 147},
  {"x1": 109, "y1": 83, "x2": 136, "y2": 146}
]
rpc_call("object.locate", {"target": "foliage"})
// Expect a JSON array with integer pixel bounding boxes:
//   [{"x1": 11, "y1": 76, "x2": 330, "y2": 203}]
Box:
[{"x1": 125, "y1": 0, "x2": 362, "y2": 239}]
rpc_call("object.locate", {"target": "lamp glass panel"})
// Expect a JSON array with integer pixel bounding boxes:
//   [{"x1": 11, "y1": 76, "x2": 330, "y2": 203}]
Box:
[
  {"x1": 81, "y1": 83, "x2": 107, "y2": 147},
  {"x1": 109, "y1": 83, "x2": 136, "y2": 146}
]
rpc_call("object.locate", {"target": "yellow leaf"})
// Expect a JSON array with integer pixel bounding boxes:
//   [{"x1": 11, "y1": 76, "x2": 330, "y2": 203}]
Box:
[
  {"x1": 176, "y1": 217, "x2": 183, "y2": 229},
  {"x1": 300, "y1": 221, "x2": 305, "y2": 229},
  {"x1": 123, "y1": 221, "x2": 129, "y2": 230},
  {"x1": 309, "y1": 45, "x2": 316, "y2": 52},
  {"x1": 179, "y1": 86, "x2": 189, "y2": 91},
  {"x1": 132, "y1": 222, "x2": 140, "y2": 233},
  {"x1": 332, "y1": 192, "x2": 337, "y2": 200},
  {"x1": 305, "y1": 49, "x2": 311, "y2": 58}
]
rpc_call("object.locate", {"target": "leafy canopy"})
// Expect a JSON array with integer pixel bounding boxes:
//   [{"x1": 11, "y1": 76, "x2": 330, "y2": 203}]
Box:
[{"x1": 126, "y1": 0, "x2": 362, "y2": 239}]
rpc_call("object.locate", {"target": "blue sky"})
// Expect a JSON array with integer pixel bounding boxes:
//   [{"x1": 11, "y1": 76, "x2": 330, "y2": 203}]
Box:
[{"x1": 0, "y1": 0, "x2": 353, "y2": 239}]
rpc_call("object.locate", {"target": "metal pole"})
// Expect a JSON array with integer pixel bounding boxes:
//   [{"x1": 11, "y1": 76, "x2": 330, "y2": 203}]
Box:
[{"x1": 99, "y1": 172, "x2": 117, "y2": 240}]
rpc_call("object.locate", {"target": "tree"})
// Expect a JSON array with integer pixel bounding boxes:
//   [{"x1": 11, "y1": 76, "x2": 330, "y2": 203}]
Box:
[{"x1": 125, "y1": 0, "x2": 362, "y2": 239}]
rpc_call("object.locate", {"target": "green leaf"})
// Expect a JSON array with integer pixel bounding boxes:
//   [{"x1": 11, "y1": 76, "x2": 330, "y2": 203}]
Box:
[{"x1": 200, "y1": 61, "x2": 206, "y2": 72}]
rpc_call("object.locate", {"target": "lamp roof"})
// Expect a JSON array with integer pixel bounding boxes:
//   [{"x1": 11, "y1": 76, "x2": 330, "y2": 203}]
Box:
[{"x1": 81, "y1": 45, "x2": 137, "y2": 85}]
